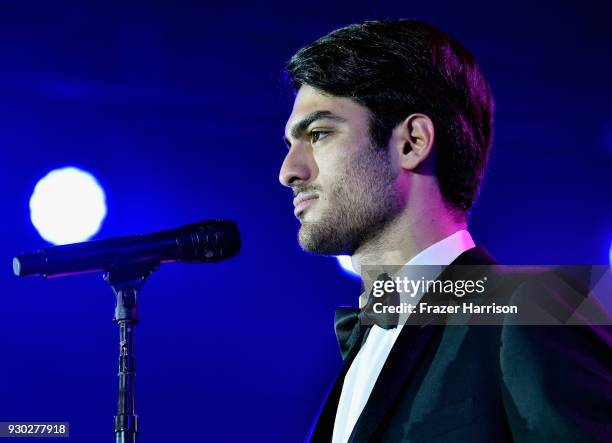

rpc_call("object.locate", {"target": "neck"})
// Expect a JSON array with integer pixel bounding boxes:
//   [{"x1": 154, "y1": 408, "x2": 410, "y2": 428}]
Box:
[{"x1": 350, "y1": 201, "x2": 467, "y2": 277}]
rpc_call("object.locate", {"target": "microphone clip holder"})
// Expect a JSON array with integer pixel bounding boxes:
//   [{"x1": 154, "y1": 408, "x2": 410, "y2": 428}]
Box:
[{"x1": 103, "y1": 256, "x2": 160, "y2": 443}]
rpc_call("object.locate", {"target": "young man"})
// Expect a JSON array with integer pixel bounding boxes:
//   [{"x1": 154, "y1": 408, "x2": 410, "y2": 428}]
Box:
[{"x1": 279, "y1": 20, "x2": 610, "y2": 442}]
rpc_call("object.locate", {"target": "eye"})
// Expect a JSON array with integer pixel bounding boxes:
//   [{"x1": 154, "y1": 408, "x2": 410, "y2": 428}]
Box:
[{"x1": 309, "y1": 130, "x2": 330, "y2": 144}]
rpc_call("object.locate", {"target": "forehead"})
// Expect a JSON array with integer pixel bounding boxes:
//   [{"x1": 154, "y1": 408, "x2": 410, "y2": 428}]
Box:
[{"x1": 285, "y1": 85, "x2": 370, "y2": 135}]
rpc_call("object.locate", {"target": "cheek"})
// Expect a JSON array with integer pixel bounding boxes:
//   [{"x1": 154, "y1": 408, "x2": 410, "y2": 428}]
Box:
[
  {"x1": 312, "y1": 151, "x2": 340, "y2": 190},
  {"x1": 313, "y1": 136, "x2": 371, "y2": 195}
]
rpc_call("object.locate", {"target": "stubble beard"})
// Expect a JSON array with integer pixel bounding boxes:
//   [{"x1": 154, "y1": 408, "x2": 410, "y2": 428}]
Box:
[{"x1": 298, "y1": 145, "x2": 402, "y2": 256}]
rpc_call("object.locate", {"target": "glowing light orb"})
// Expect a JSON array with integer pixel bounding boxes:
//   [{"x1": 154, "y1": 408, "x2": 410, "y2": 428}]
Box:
[
  {"x1": 336, "y1": 255, "x2": 358, "y2": 277},
  {"x1": 29, "y1": 167, "x2": 107, "y2": 245}
]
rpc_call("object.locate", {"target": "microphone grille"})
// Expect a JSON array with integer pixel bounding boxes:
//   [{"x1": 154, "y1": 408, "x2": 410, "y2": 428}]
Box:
[{"x1": 178, "y1": 220, "x2": 241, "y2": 262}]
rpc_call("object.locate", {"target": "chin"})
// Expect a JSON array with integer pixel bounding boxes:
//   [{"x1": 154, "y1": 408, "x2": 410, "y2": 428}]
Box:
[
  {"x1": 299, "y1": 203, "x2": 323, "y2": 222},
  {"x1": 298, "y1": 222, "x2": 350, "y2": 256}
]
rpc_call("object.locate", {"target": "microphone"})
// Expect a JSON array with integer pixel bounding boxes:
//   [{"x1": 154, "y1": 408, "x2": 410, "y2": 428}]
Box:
[{"x1": 13, "y1": 220, "x2": 240, "y2": 278}]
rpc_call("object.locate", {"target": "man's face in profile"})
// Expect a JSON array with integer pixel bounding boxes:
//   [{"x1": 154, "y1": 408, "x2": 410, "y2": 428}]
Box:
[{"x1": 280, "y1": 85, "x2": 403, "y2": 256}]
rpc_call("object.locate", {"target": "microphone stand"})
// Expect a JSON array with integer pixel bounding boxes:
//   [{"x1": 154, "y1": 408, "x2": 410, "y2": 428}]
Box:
[{"x1": 103, "y1": 257, "x2": 159, "y2": 443}]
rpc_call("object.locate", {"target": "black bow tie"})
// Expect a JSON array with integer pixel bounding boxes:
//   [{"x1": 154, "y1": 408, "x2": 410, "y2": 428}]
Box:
[{"x1": 334, "y1": 273, "x2": 400, "y2": 360}]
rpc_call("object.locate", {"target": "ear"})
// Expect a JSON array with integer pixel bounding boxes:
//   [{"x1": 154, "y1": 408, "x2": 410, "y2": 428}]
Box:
[{"x1": 389, "y1": 113, "x2": 435, "y2": 171}]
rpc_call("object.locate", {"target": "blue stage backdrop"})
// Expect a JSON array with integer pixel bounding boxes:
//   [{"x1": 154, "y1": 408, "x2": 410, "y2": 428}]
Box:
[{"x1": 1, "y1": 1, "x2": 611, "y2": 442}]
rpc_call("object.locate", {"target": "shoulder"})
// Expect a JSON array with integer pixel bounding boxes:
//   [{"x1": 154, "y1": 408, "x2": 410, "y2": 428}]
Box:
[
  {"x1": 496, "y1": 265, "x2": 611, "y2": 387},
  {"x1": 499, "y1": 322, "x2": 611, "y2": 441}
]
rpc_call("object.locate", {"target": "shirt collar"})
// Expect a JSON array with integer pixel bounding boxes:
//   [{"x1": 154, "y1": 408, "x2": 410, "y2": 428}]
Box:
[
  {"x1": 358, "y1": 230, "x2": 475, "y2": 308},
  {"x1": 406, "y1": 230, "x2": 475, "y2": 266}
]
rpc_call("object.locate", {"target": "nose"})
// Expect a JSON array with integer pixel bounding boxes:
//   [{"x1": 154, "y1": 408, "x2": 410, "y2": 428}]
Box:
[{"x1": 279, "y1": 145, "x2": 317, "y2": 188}]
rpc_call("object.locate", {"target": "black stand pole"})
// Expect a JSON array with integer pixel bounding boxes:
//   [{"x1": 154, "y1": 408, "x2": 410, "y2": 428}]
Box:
[{"x1": 104, "y1": 261, "x2": 158, "y2": 443}]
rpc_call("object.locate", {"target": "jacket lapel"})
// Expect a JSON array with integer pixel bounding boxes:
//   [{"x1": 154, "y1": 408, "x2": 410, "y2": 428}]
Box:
[
  {"x1": 307, "y1": 335, "x2": 365, "y2": 442},
  {"x1": 348, "y1": 323, "x2": 444, "y2": 442},
  {"x1": 348, "y1": 246, "x2": 497, "y2": 442},
  {"x1": 308, "y1": 246, "x2": 497, "y2": 442}
]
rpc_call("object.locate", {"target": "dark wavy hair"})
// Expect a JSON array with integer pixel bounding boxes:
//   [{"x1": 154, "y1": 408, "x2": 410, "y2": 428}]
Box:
[{"x1": 285, "y1": 19, "x2": 494, "y2": 213}]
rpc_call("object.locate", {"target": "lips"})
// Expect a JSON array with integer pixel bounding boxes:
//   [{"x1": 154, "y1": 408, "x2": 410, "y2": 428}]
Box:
[{"x1": 293, "y1": 193, "x2": 319, "y2": 217}]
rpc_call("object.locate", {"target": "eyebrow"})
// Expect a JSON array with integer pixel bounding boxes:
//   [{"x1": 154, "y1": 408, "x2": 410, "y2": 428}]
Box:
[{"x1": 283, "y1": 110, "x2": 347, "y2": 147}]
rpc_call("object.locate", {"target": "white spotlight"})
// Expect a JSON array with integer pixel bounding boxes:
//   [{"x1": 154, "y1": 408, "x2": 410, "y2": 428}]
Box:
[{"x1": 29, "y1": 167, "x2": 107, "y2": 245}]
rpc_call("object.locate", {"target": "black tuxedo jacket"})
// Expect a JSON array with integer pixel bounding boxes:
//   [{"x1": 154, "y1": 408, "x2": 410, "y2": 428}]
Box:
[{"x1": 308, "y1": 247, "x2": 611, "y2": 442}]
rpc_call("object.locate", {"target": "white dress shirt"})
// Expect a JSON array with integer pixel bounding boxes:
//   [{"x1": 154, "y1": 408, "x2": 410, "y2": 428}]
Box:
[{"x1": 331, "y1": 230, "x2": 476, "y2": 443}]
